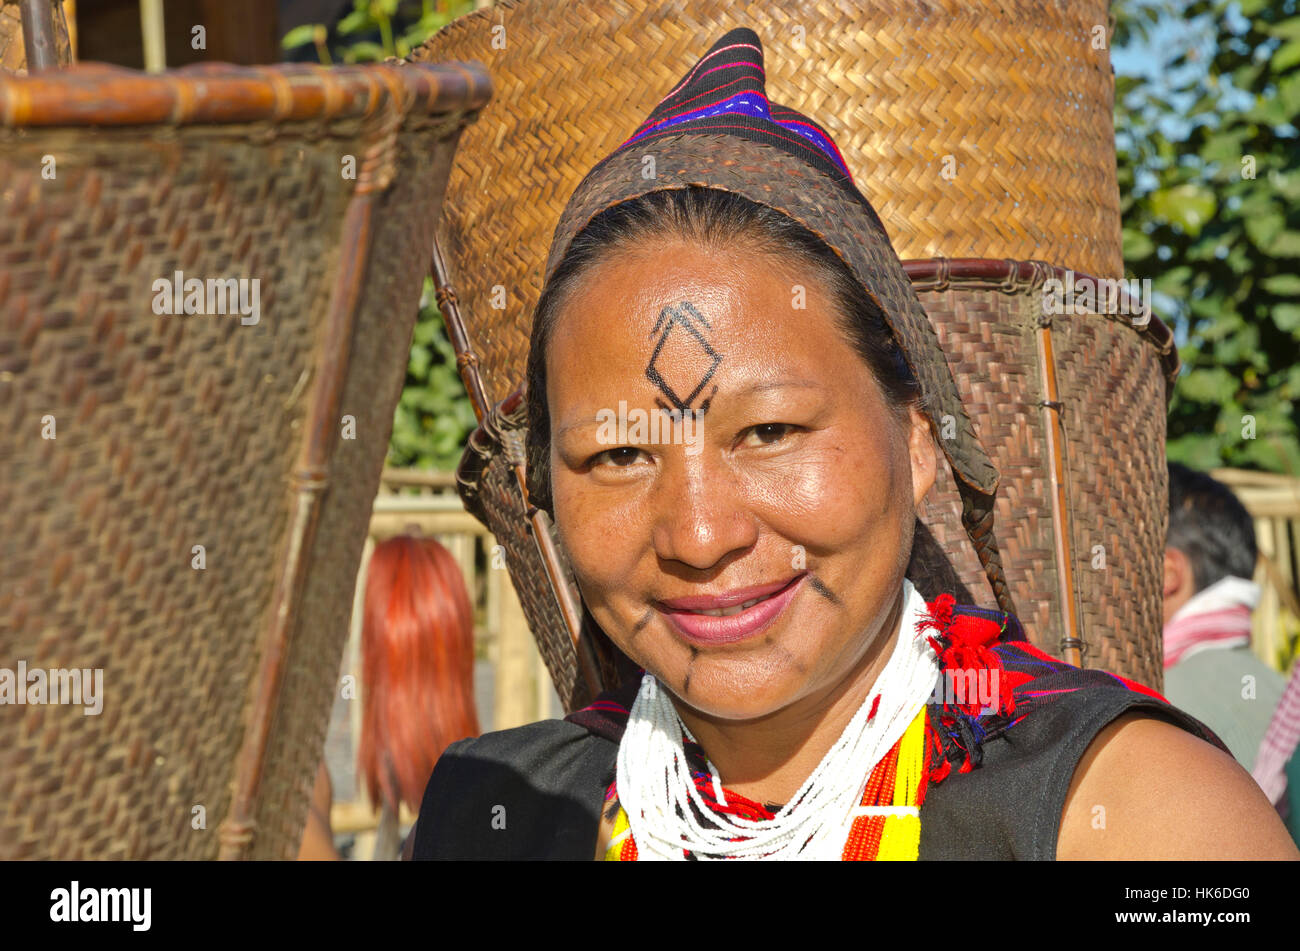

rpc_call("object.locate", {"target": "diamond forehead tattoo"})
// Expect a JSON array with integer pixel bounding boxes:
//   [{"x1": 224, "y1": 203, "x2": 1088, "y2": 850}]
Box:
[{"x1": 644, "y1": 300, "x2": 722, "y2": 413}]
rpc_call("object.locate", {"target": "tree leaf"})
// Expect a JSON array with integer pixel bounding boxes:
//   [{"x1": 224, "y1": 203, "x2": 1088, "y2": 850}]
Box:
[
  {"x1": 1273, "y1": 38, "x2": 1300, "y2": 73},
  {"x1": 1274, "y1": 303, "x2": 1300, "y2": 331},
  {"x1": 1267, "y1": 20, "x2": 1300, "y2": 42},
  {"x1": 1200, "y1": 129, "x2": 1250, "y2": 166},
  {"x1": 1149, "y1": 183, "x2": 1218, "y2": 236},
  {"x1": 1123, "y1": 228, "x2": 1156, "y2": 260},
  {"x1": 343, "y1": 41, "x2": 387, "y2": 62},
  {"x1": 337, "y1": 10, "x2": 373, "y2": 35},
  {"x1": 1177, "y1": 367, "x2": 1241, "y2": 404},
  {"x1": 1244, "y1": 210, "x2": 1285, "y2": 249},
  {"x1": 1280, "y1": 74, "x2": 1300, "y2": 117},
  {"x1": 281, "y1": 24, "x2": 320, "y2": 49},
  {"x1": 1263, "y1": 274, "x2": 1300, "y2": 295},
  {"x1": 1271, "y1": 231, "x2": 1300, "y2": 257},
  {"x1": 1166, "y1": 432, "x2": 1229, "y2": 470}
]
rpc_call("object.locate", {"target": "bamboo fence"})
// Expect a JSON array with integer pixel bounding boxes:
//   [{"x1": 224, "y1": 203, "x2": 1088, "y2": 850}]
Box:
[{"x1": 1212, "y1": 468, "x2": 1300, "y2": 673}]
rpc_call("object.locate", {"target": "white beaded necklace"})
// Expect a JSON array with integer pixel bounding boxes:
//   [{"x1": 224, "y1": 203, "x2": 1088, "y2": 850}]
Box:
[{"x1": 615, "y1": 578, "x2": 939, "y2": 860}]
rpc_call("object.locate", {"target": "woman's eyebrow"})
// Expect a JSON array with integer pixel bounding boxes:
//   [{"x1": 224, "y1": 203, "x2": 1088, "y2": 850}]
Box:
[
  {"x1": 556, "y1": 415, "x2": 604, "y2": 439},
  {"x1": 556, "y1": 380, "x2": 826, "y2": 437},
  {"x1": 735, "y1": 379, "x2": 826, "y2": 395}
]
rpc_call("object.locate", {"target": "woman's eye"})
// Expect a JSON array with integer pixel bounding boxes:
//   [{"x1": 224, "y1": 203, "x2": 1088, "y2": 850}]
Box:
[
  {"x1": 589, "y1": 447, "x2": 647, "y2": 468},
  {"x1": 742, "y1": 423, "x2": 798, "y2": 447}
]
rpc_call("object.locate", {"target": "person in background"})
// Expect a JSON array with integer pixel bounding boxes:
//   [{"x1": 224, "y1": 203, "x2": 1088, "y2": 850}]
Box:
[
  {"x1": 1162, "y1": 463, "x2": 1286, "y2": 774},
  {"x1": 359, "y1": 535, "x2": 481, "y2": 860},
  {"x1": 298, "y1": 534, "x2": 481, "y2": 860},
  {"x1": 1255, "y1": 662, "x2": 1300, "y2": 839}
]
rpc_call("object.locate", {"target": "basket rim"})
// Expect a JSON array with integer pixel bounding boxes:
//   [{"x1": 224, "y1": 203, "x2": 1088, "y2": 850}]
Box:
[
  {"x1": 901, "y1": 257, "x2": 1180, "y2": 392},
  {"x1": 0, "y1": 60, "x2": 491, "y2": 129}
]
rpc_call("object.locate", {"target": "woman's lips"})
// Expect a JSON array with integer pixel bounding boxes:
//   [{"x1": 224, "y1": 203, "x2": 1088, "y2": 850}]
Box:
[{"x1": 656, "y1": 573, "x2": 807, "y2": 646}]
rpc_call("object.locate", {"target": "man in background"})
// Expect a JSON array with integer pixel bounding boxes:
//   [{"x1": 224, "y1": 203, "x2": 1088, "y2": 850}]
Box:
[
  {"x1": 1254, "y1": 656, "x2": 1300, "y2": 839},
  {"x1": 1162, "y1": 463, "x2": 1286, "y2": 774}
]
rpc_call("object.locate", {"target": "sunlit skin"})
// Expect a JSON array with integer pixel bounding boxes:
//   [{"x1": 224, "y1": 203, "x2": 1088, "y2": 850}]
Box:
[
  {"x1": 547, "y1": 237, "x2": 936, "y2": 809},
  {"x1": 543, "y1": 235, "x2": 1299, "y2": 861}
]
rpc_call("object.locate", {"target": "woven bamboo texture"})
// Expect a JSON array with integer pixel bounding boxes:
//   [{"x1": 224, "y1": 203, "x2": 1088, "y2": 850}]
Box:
[
  {"x1": 414, "y1": 0, "x2": 1123, "y2": 406},
  {"x1": 457, "y1": 396, "x2": 592, "y2": 709},
  {"x1": 908, "y1": 261, "x2": 1177, "y2": 689},
  {"x1": 0, "y1": 60, "x2": 489, "y2": 859}
]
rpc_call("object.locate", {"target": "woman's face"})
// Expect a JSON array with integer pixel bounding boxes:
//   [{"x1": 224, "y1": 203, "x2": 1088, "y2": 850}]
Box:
[{"x1": 545, "y1": 236, "x2": 936, "y2": 722}]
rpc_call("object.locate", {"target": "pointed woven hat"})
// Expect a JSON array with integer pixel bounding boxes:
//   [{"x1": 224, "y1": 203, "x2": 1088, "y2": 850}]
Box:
[{"x1": 544, "y1": 26, "x2": 998, "y2": 499}]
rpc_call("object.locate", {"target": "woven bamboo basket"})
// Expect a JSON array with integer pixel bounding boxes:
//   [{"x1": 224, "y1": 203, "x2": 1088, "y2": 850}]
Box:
[
  {"x1": 0, "y1": 59, "x2": 490, "y2": 859},
  {"x1": 416, "y1": 0, "x2": 1177, "y2": 710}
]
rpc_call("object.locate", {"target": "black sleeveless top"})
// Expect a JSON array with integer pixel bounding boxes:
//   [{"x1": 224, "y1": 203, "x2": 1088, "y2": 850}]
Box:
[{"x1": 412, "y1": 599, "x2": 1226, "y2": 860}]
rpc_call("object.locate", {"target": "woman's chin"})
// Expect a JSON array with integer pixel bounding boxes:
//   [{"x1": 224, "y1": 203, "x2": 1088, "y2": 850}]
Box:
[{"x1": 661, "y1": 671, "x2": 804, "y2": 724}]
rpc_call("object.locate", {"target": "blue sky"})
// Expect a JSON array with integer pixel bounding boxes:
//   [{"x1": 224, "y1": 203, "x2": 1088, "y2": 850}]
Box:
[{"x1": 1112, "y1": 0, "x2": 1257, "y2": 141}]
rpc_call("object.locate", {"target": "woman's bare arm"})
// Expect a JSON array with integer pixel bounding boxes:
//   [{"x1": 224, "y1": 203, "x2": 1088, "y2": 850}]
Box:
[{"x1": 1057, "y1": 712, "x2": 1299, "y2": 859}]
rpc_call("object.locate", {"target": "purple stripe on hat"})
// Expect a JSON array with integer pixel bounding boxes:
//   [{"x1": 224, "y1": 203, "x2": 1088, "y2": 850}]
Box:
[
  {"x1": 622, "y1": 96, "x2": 853, "y2": 182},
  {"x1": 771, "y1": 117, "x2": 852, "y2": 179},
  {"x1": 621, "y1": 92, "x2": 772, "y2": 149},
  {"x1": 618, "y1": 121, "x2": 841, "y2": 162}
]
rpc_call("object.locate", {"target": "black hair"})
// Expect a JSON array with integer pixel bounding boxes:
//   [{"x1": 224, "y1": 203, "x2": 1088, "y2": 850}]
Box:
[
  {"x1": 1167, "y1": 462, "x2": 1257, "y2": 591},
  {"x1": 524, "y1": 185, "x2": 925, "y2": 513}
]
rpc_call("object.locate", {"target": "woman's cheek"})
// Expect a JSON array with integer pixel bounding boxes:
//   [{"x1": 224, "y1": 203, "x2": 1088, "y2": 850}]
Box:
[
  {"x1": 738, "y1": 442, "x2": 892, "y2": 544},
  {"x1": 554, "y1": 479, "x2": 648, "y2": 601}
]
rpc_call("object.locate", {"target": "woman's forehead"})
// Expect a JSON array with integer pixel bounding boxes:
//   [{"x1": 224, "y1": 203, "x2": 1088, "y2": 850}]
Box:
[
  {"x1": 552, "y1": 243, "x2": 839, "y2": 356},
  {"x1": 546, "y1": 244, "x2": 868, "y2": 413}
]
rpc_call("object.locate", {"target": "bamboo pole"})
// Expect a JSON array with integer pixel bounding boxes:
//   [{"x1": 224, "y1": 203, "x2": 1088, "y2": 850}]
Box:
[
  {"x1": 139, "y1": 0, "x2": 165, "y2": 73},
  {"x1": 19, "y1": 0, "x2": 60, "y2": 69},
  {"x1": 1035, "y1": 317, "x2": 1083, "y2": 668},
  {"x1": 369, "y1": 510, "x2": 484, "y2": 537}
]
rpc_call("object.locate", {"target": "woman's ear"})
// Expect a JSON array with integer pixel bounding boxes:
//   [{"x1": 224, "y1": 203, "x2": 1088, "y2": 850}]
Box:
[{"x1": 906, "y1": 405, "x2": 938, "y2": 509}]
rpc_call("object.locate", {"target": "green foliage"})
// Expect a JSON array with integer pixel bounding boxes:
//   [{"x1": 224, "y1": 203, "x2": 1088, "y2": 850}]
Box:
[
  {"x1": 283, "y1": 0, "x2": 474, "y2": 64},
  {"x1": 1115, "y1": 0, "x2": 1300, "y2": 476},
  {"x1": 388, "y1": 279, "x2": 478, "y2": 470}
]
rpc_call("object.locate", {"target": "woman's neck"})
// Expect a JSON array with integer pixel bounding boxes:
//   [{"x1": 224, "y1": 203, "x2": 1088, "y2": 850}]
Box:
[{"x1": 671, "y1": 585, "x2": 907, "y2": 807}]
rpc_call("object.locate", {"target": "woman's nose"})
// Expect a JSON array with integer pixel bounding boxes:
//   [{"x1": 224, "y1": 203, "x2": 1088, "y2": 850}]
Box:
[{"x1": 649, "y1": 453, "x2": 758, "y2": 571}]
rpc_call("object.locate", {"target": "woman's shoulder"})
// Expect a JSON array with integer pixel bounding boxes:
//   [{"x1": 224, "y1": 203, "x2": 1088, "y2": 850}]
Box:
[
  {"x1": 410, "y1": 719, "x2": 615, "y2": 860},
  {"x1": 1056, "y1": 709, "x2": 1300, "y2": 858}
]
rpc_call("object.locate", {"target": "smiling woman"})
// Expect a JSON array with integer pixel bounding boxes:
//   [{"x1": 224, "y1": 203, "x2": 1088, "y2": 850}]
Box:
[
  {"x1": 533, "y1": 191, "x2": 933, "y2": 736},
  {"x1": 410, "y1": 27, "x2": 1299, "y2": 861}
]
